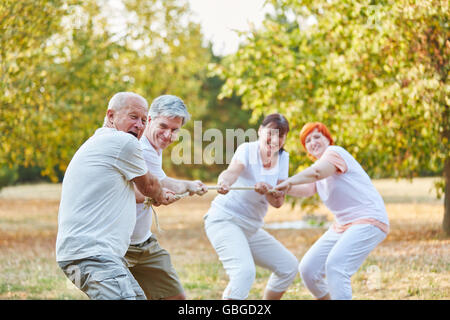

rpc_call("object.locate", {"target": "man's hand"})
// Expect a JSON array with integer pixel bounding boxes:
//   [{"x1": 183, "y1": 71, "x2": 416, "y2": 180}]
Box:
[
  {"x1": 187, "y1": 180, "x2": 208, "y2": 196},
  {"x1": 255, "y1": 182, "x2": 272, "y2": 195},
  {"x1": 152, "y1": 188, "x2": 177, "y2": 206}
]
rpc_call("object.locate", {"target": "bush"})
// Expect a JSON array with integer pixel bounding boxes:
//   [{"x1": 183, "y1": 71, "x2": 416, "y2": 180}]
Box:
[{"x1": 0, "y1": 165, "x2": 18, "y2": 190}]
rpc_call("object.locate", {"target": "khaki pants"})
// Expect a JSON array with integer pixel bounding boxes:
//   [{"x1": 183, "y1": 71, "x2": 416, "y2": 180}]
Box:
[
  {"x1": 125, "y1": 235, "x2": 184, "y2": 300},
  {"x1": 58, "y1": 255, "x2": 146, "y2": 300}
]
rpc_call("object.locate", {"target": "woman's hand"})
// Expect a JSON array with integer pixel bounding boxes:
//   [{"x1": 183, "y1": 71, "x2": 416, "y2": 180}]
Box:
[
  {"x1": 266, "y1": 189, "x2": 285, "y2": 198},
  {"x1": 217, "y1": 181, "x2": 231, "y2": 194},
  {"x1": 255, "y1": 182, "x2": 271, "y2": 195},
  {"x1": 275, "y1": 180, "x2": 292, "y2": 193},
  {"x1": 216, "y1": 160, "x2": 245, "y2": 195},
  {"x1": 265, "y1": 184, "x2": 286, "y2": 209}
]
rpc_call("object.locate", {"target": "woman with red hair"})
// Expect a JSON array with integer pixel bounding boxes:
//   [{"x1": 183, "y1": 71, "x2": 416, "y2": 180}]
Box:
[{"x1": 275, "y1": 122, "x2": 389, "y2": 300}]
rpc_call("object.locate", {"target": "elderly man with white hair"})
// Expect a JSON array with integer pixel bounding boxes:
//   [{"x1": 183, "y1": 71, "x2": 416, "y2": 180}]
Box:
[
  {"x1": 125, "y1": 94, "x2": 208, "y2": 300},
  {"x1": 56, "y1": 92, "x2": 177, "y2": 300}
]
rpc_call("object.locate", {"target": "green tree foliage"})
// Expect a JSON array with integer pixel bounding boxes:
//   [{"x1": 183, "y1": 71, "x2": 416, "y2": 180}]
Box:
[
  {"x1": 119, "y1": 0, "x2": 214, "y2": 178},
  {"x1": 167, "y1": 51, "x2": 253, "y2": 182},
  {"x1": 215, "y1": 0, "x2": 449, "y2": 232},
  {"x1": 0, "y1": 0, "x2": 134, "y2": 183},
  {"x1": 0, "y1": 0, "x2": 74, "y2": 182},
  {"x1": 0, "y1": 0, "x2": 217, "y2": 184}
]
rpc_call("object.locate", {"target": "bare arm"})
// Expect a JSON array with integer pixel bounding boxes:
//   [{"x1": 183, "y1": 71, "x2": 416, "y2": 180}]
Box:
[
  {"x1": 265, "y1": 180, "x2": 286, "y2": 208},
  {"x1": 287, "y1": 184, "x2": 317, "y2": 198},
  {"x1": 217, "y1": 159, "x2": 245, "y2": 194},
  {"x1": 134, "y1": 184, "x2": 146, "y2": 203},
  {"x1": 276, "y1": 159, "x2": 337, "y2": 191},
  {"x1": 132, "y1": 171, "x2": 164, "y2": 204},
  {"x1": 161, "y1": 177, "x2": 208, "y2": 196}
]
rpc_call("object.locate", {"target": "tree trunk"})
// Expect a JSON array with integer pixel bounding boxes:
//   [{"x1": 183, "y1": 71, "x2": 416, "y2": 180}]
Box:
[{"x1": 443, "y1": 157, "x2": 450, "y2": 236}]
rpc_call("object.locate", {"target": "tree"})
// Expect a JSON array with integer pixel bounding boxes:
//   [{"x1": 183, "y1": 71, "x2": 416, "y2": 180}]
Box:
[
  {"x1": 0, "y1": 0, "x2": 74, "y2": 183},
  {"x1": 215, "y1": 0, "x2": 449, "y2": 234},
  {"x1": 174, "y1": 49, "x2": 253, "y2": 181},
  {"x1": 119, "y1": 0, "x2": 214, "y2": 179},
  {"x1": 0, "y1": 0, "x2": 131, "y2": 183},
  {"x1": 0, "y1": 0, "x2": 214, "y2": 184}
]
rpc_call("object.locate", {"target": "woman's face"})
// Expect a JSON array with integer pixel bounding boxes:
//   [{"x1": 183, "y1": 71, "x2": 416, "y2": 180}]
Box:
[
  {"x1": 258, "y1": 125, "x2": 286, "y2": 156},
  {"x1": 305, "y1": 128, "x2": 330, "y2": 159}
]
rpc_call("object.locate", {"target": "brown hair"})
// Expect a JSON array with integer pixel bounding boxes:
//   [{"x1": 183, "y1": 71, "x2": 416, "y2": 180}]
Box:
[{"x1": 260, "y1": 113, "x2": 290, "y2": 153}]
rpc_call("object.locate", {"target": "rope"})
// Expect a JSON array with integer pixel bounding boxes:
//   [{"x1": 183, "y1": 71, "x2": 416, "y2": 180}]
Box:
[
  {"x1": 206, "y1": 186, "x2": 255, "y2": 191},
  {"x1": 142, "y1": 185, "x2": 280, "y2": 233}
]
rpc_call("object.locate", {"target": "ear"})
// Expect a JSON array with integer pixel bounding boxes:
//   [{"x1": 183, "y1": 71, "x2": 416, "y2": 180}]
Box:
[{"x1": 106, "y1": 109, "x2": 115, "y2": 125}]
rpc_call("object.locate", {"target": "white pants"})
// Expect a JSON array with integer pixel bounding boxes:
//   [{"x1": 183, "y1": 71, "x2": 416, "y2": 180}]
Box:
[
  {"x1": 299, "y1": 224, "x2": 386, "y2": 300},
  {"x1": 205, "y1": 213, "x2": 298, "y2": 300}
]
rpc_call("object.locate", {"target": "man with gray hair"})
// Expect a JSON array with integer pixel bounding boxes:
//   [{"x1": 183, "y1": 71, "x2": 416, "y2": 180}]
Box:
[
  {"x1": 56, "y1": 92, "x2": 178, "y2": 300},
  {"x1": 125, "y1": 94, "x2": 208, "y2": 300}
]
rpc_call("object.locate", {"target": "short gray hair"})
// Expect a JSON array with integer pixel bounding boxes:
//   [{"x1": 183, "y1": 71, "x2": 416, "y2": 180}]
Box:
[
  {"x1": 148, "y1": 95, "x2": 191, "y2": 125},
  {"x1": 103, "y1": 92, "x2": 148, "y2": 126}
]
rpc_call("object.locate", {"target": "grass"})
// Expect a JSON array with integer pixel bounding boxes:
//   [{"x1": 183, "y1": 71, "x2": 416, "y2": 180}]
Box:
[{"x1": 0, "y1": 177, "x2": 448, "y2": 300}]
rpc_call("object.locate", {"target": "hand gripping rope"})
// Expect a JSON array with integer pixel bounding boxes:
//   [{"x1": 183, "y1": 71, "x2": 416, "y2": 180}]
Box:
[{"x1": 143, "y1": 185, "x2": 280, "y2": 233}]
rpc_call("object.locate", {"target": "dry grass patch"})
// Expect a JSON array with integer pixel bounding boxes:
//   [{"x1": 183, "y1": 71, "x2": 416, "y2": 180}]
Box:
[{"x1": 0, "y1": 178, "x2": 448, "y2": 299}]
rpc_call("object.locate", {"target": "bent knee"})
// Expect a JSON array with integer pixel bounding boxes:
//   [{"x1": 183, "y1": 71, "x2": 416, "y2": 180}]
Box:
[
  {"x1": 299, "y1": 258, "x2": 319, "y2": 281},
  {"x1": 279, "y1": 258, "x2": 299, "y2": 281},
  {"x1": 232, "y1": 265, "x2": 256, "y2": 284},
  {"x1": 270, "y1": 258, "x2": 299, "y2": 290}
]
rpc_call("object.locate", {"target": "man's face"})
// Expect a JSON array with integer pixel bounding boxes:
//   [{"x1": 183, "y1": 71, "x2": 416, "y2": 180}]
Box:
[
  {"x1": 107, "y1": 97, "x2": 148, "y2": 140},
  {"x1": 145, "y1": 115, "x2": 183, "y2": 150}
]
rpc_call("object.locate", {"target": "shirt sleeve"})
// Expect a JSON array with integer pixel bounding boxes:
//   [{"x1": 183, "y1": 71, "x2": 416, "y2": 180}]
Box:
[
  {"x1": 142, "y1": 147, "x2": 166, "y2": 181},
  {"x1": 231, "y1": 142, "x2": 248, "y2": 167},
  {"x1": 321, "y1": 149, "x2": 348, "y2": 174},
  {"x1": 114, "y1": 136, "x2": 147, "y2": 181}
]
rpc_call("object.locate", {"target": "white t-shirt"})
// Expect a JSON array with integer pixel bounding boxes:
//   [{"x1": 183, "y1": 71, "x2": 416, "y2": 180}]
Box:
[
  {"x1": 56, "y1": 127, "x2": 147, "y2": 262},
  {"x1": 316, "y1": 145, "x2": 389, "y2": 226},
  {"x1": 207, "y1": 141, "x2": 289, "y2": 230},
  {"x1": 130, "y1": 136, "x2": 167, "y2": 245}
]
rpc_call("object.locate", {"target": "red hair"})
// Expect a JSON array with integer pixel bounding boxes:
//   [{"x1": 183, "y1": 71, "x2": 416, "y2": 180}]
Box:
[{"x1": 299, "y1": 122, "x2": 334, "y2": 155}]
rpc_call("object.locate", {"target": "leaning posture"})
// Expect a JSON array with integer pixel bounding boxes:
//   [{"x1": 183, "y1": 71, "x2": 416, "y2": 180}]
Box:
[
  {"x1": 204, "y1": 113, "x2": 298, "y2": 300},
  {"x1": 56, "y1": 92, "x2": 176, "y2": 300},
  {"x1": 126, "y1": 95, "x2": 207, "y2": 300},
  {"x1": 276, "y1": 122, "x2": 389, "y2": 300}
]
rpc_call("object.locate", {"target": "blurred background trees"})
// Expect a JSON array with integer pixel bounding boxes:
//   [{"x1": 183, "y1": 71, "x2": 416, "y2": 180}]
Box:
[
  {"x1": 0, "y1": 0, "x2": 448, "y2": 233},
  {"x1": 0, "y1": 0, "x2": 248, "y2": 184},
  {"x1": 214, "y1": 0, "x2": 449, "y2": 233}
]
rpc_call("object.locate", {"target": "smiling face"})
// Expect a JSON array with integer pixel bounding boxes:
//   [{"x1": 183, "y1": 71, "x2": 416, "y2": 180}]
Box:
[
  {"x1": 258, "y1": 124, "x2": 287, "y2": 156},
  {"x1": 145, "y1": 115, "x2": 183, "y2": 151},
  {"x1": 107, "y1": 97, "x2": 148, "y2": 139},
  {"x1": 304, "y1": 128, "x2": 331, "y2": 159}
]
